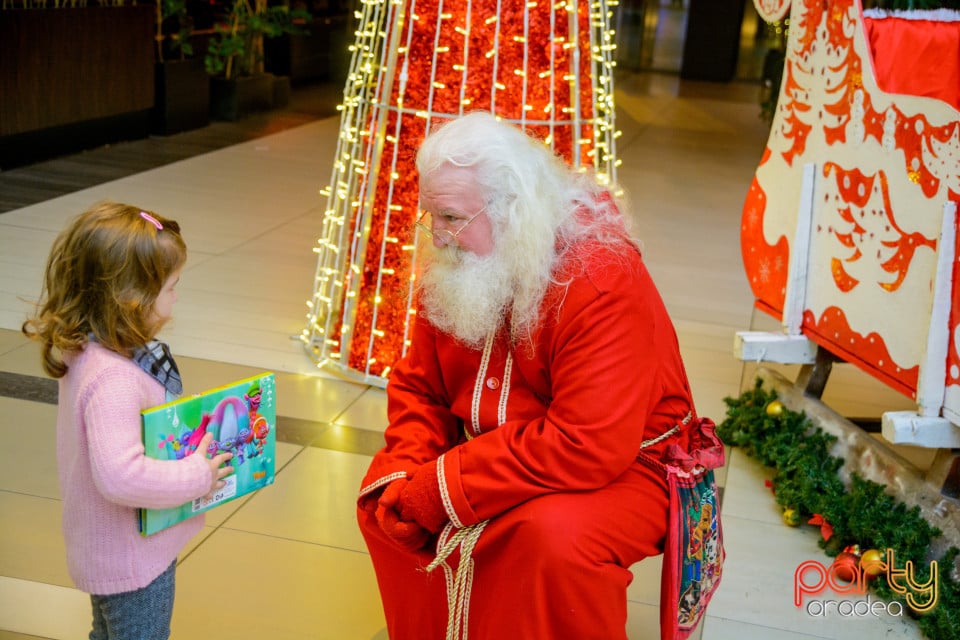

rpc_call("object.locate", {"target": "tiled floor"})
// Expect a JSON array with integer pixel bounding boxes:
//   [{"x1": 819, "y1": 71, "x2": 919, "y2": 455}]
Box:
[{"x1": 0, "y1": 31, "x2": 926, "y2": 640}]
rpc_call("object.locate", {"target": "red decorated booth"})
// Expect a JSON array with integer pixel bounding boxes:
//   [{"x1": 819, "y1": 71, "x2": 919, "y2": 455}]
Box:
[{"x1": 738, "y1": 1, "x2": 960, "y2": 447}]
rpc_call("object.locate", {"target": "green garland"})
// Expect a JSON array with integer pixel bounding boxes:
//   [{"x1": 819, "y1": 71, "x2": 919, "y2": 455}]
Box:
[{"x1": 719, "y1": 379, "x2": 959, "y2": 639}]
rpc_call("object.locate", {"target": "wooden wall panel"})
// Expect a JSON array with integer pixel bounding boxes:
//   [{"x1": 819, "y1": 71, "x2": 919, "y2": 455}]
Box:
[{"x1": 1, "y1": 7, "x2": 154, "y2": 136}]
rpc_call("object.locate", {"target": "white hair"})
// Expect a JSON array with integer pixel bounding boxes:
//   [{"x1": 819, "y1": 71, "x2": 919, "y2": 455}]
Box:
[{"x1": 416, "y1": 112, "x2": 636, "y2": 347}]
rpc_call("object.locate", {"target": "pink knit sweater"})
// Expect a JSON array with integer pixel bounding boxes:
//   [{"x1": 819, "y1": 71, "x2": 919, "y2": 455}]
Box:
[{"x1": 57, "y1": 342, "x2": 211, "y2": 595}]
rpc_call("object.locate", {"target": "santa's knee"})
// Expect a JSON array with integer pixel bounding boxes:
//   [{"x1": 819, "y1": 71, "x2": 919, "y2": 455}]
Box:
[{"x1": 495, "y1": 496, "x2": 593, "y2": 566}]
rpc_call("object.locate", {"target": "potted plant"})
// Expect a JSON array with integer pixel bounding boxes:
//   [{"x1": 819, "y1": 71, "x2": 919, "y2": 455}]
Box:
[
  {"x1": 204, "y1": 0, "x2": 309, "y2": 120},
  {"x1": 153, "y1": 0, "x2": 211, "y2": 135},
  {"x1": 263, "y1": 0, "x2": 353, "y2": 87}
]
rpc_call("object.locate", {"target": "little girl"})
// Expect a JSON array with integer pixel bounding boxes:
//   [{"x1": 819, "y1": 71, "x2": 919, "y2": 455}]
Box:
[{"x1": 22, "y1": 201, "x2": 233, "y2": 640}]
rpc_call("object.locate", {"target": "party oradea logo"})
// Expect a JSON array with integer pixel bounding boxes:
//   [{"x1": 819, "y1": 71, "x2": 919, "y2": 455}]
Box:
[{"x1": 794, "y1": 547, "x2": 938, "y2": 617}]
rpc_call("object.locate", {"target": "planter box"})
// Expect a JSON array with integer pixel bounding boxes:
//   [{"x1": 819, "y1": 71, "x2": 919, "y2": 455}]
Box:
[
  {"x1": 265, "y1": 13, "x2": 352, "y2": 85},
  {"x1": 0, "y1": 6, "x2": 154, "y2": 169},
  {"x1": 272, "y1": 74, "x2": 291, "y2": 109},
  {"x1": 209, "y1": 74, "x2": 275, "y2": 121},
  {"x1": 680, "y1": 0, "x2": 745, "y2": 82},
  {"x1": 153, "y1": 59, "x2": 211, "y2": 136}
]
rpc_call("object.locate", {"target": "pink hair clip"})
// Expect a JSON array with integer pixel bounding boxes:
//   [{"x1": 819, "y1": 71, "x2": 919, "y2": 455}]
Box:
[{"x1": 140, "y1": 211, "x2": 163, "y2": 231}]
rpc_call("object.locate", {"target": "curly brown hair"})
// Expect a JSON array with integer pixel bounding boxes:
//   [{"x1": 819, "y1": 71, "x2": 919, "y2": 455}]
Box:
[{"x1": 22, "y1": 201, "x2": 187, "y2": 378}]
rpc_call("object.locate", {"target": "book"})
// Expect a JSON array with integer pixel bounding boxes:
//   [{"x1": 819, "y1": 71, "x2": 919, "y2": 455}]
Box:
[{"x1": 138, "y1": 372, "x2": 277, "y2": 536}]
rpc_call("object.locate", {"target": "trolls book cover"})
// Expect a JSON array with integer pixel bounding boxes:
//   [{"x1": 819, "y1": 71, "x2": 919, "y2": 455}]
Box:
[{"x1": 139, "y1": 372, "x2": 276, "y2": 535}]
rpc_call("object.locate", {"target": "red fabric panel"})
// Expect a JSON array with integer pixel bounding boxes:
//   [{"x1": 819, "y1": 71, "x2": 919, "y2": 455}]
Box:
[{"x1": 864, "y1": 17, "x2": 960, "y2": 111}]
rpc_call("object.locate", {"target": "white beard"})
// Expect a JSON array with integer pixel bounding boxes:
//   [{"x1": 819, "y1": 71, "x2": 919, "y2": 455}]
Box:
[{"x1": 418, "y1": 245, "x2": 515, "y2": 348}]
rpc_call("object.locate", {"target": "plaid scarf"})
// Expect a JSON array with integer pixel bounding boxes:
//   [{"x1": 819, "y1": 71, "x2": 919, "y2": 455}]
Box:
[{"x1": 132, "y1": 340, "x2": 183, "y2": 397}]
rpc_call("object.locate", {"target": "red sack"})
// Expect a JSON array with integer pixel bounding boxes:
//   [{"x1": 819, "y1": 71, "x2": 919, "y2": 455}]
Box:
[{"x1": 638, "y1": 415, "x2": 725, "y2": 640}]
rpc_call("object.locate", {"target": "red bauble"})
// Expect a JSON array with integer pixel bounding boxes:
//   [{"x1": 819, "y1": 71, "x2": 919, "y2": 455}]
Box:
[{"x1": 831, "y1": 551, "x2": 859, "y2": 582}]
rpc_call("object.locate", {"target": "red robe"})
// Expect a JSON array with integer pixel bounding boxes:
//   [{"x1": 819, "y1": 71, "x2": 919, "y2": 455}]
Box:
[{"x1": 358, "y1": 238, "x2": 696, "y2": 639}]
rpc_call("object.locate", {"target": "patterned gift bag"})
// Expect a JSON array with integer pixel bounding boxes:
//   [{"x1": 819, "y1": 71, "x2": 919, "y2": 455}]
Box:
[{"x1": 639, "y1": 415, "x2": 725, "y2": 640}]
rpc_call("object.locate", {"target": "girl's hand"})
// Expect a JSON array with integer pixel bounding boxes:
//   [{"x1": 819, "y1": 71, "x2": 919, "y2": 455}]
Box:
[{"x1": 197, "y1": 432, "x2": 234, "y2": 497}]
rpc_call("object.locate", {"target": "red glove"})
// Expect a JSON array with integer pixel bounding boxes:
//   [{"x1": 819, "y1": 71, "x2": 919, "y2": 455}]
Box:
[
  {"x1": 376, "y1": 478, "x2": 430, "y2": 551},
  {"x1": 400, "y1": 459, "x2": 449, "y2": 534}
]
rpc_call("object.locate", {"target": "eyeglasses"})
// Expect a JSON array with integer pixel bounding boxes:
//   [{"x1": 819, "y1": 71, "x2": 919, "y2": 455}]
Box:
[{"x1": 414, "y1": 206, "x2": 486, "y2": 244}]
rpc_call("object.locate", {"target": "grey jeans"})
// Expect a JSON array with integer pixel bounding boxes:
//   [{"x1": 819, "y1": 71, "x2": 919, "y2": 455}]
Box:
[{"x1": 89, "y1": 561, "x2": 175, "y2": 640}]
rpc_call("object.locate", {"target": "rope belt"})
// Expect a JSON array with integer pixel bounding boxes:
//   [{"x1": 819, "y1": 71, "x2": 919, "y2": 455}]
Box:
[
  {"x1": 639, "y1": 411, "x2": 692, "y2": 450},
  {"x1": 422, "y1": 411, "x2": 691, "y2": 638},
  {"x1": 425, "y1": 520, "x2": 489, "y2": 640}
]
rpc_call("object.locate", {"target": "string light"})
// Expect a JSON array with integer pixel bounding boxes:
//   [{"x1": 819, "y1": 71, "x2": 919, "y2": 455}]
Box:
[{"x1": 301, "y1": 0, "x2": 621, "y2": 387}]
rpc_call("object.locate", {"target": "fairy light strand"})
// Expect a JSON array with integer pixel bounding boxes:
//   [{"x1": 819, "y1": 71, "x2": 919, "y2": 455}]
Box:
[{"x1": 302, "y1": 0, "x2": 620, "y2": 386}]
